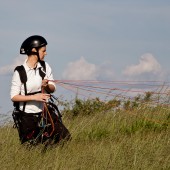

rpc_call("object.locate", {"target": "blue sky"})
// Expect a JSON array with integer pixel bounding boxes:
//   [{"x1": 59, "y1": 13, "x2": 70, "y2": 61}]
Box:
[{"x1": 0, "y1": 0, "x2": 170, "y2": 115}]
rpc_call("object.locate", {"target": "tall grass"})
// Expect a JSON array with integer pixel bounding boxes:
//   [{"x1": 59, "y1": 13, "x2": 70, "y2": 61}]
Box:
[{"x1": 0, "y1": 97, "x2": 170, "y2": 170}]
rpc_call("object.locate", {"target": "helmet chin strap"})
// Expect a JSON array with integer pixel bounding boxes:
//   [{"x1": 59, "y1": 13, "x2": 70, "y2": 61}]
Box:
[
  {"x1": 35, "y1": 48, "x2": 44, "y2": 70},
  {"x1": 35, "y1": 48, "x2": 41, "y2": 62},
  {"x1": 37, "y1": 52, "x2": 41, "y2": 62}
]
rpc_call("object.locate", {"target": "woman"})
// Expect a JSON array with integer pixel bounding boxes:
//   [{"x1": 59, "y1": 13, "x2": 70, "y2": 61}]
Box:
[{"x1": 11, "y1": 35, "x2": 57, "y2": 144}]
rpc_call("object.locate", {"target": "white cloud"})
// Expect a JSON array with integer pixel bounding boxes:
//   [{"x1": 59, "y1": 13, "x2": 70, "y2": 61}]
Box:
[
  {"x1": 62, "y1": 57, "x2": 115, "y2": 80},
  {"x1": 0, "y1": 55, "x2": 26, "y2": 75},
  {"x1": 123, "y1": 53, "x2": 162, "y2": 76},
  {"x1": 62, "y1": 56, "x2": 98, "y2": 80},
  {"x1": 96, "y1": 61, "x2": 115, "y2": 80}
]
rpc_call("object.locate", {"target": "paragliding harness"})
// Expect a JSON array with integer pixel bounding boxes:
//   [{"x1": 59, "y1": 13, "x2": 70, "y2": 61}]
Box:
[{"x1": 12, "y1": 61, "x2": 71, "y2": 145}]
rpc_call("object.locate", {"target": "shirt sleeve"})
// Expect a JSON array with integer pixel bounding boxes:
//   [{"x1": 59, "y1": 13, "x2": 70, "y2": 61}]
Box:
[
  {"x1": 10, "y1": 70, "x2": 22, "y2": 99},
  {"x1": 44, "y1": 62, "x2": 56, "y2": 91}
]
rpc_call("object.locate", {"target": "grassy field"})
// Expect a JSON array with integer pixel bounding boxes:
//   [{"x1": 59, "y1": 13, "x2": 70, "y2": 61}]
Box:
[{"x1": 0, "y1": 98, "x2": 170, "y2": 170}]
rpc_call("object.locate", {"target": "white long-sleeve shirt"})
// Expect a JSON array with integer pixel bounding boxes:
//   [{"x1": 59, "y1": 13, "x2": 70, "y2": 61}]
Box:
[{"x1": 10, "y1": 59, "x2": 56, "y2": 113}]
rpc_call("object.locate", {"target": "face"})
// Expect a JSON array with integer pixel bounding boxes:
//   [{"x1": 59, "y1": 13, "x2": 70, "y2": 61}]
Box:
[{"x1": 38, "y1": 46, "x2": 47, "y2": 61}]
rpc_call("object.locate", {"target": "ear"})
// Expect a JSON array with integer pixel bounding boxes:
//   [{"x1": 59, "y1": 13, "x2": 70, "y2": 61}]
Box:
[{"x1": 31, "y1": 48, "x2": 37, "y2": 52}]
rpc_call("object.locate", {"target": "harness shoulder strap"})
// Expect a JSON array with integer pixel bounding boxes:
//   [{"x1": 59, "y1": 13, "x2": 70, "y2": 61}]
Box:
[
  {"x1": 15, "y1": 65, "x2": 27, "y2": 95},
  {"x1": 40, "y1": 60, "x2": 46, "y2": 72},
  {"x1": 15, "y1": 65, "x2": 27, "y2": 84},
  {"x1": 39, "y1": 60, "x2": 46, "y2": 80},
  {"x1": 14, "y1": 65, "x2": 27, "y2": 111}
]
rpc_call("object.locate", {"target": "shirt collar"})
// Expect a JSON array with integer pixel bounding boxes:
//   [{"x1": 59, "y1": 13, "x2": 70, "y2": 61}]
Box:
[{"x1": 23, "y1": 59, "x2": 42, "y2": 71}]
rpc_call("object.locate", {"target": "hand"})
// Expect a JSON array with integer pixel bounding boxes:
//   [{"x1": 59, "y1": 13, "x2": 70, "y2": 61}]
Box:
[
  {"x1": 33, "y1": 93, "x2": 50, "y2": 102},
  {"x1": 42, "y1": 79, "x2": 48, "y2": 88}
]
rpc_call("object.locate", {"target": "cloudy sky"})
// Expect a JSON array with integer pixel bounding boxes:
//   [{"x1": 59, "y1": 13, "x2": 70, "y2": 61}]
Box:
[{"x1": 0, "y1": 0, "x2": 170, "y2": 114}]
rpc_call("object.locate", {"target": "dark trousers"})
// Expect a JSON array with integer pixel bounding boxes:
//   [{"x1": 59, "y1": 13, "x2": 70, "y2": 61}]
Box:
[{"x1": 12, "y1": 110, "x2": 71, "y2": 144}]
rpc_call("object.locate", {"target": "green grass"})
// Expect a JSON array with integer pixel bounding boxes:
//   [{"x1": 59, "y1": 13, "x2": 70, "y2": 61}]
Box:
[{"x1": 0, "y1": 100, "x2": 170, "y2": 170}]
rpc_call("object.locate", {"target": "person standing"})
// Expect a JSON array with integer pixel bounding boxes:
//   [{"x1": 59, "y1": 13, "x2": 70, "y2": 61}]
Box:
[{"x1": 11, "y1": 35, "x2": 56, "y2": 144}]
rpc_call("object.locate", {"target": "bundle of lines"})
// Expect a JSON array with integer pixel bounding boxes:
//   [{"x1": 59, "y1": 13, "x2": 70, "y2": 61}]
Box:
[{"x1": 50, "y1": 80, "x2": 170, "y2": 107}]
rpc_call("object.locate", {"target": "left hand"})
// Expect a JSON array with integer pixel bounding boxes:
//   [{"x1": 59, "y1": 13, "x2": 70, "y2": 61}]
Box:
[{"x1": 42, "y1": 79, "x2": 48, "y2": 88}]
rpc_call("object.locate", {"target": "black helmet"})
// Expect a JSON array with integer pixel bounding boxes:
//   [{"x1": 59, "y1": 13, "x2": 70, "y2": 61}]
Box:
[{"x1": 20, "y1": 35, "x2": 47, "y2": 54}]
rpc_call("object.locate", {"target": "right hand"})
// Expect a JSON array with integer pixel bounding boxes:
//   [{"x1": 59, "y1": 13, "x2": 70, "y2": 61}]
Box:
[{"x1": 33, "y1": 93, "x2": 50, "y2": 102}]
